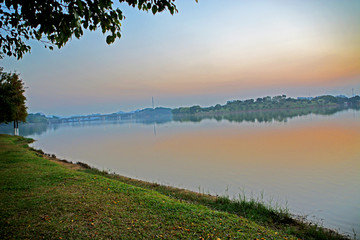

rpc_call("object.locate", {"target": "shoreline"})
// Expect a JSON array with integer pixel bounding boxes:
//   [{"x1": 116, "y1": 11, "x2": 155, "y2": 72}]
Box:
[
  {"x1": 30, "y1": 142, "x2": 353, "y2": 240},
  {"x1": 0, "y1": 134, "x2": 353, "y2": 239},
  {"x1": 1, "y1": 134, "x2": 296, "y2": 239}
]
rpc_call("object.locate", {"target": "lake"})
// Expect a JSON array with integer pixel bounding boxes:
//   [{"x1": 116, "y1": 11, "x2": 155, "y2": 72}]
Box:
[{"x1": 2, "y1": 108, "x2": 359, "y2": 236}]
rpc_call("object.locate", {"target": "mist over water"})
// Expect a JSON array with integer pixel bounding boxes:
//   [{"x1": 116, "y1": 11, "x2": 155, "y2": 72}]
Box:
[{"x1": 2, "y1": 109, "x2": 359, "y2": 236}]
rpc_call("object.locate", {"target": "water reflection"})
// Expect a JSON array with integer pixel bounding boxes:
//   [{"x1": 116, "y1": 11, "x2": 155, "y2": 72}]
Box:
[
  {"x1": 0, "y1": 123, "x2": 53, "y2": 136},
  {"x1": 173, "y1": 105, "x2": 357, "y2": 123},
  {"x1": 0, "y1": 117, "x2": 169, "y2": 137}
]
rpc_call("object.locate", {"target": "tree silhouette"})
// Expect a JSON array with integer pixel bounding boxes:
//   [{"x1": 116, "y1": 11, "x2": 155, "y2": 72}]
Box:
[{"x1": 0, "y1": 0, "x2": 180, "y2": 59}]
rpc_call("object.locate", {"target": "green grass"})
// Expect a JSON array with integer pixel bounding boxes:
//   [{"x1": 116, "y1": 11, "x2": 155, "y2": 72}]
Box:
[
  {"x1": 0, "y1": 134, "x2": 351, "y2": 239},
  {"x1": 82, "y1": 167, "x2": 352, "y2": 240}
]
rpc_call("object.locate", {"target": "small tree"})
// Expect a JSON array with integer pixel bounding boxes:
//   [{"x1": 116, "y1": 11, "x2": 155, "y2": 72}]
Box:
[{"x1": 0, "y1": 67, "x2": 27, "y2": 135}]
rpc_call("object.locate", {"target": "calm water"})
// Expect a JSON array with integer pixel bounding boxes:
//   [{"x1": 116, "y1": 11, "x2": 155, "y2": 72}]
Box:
[{"x1": 5, "y1": 109, "x2": 360, "y2": 236}]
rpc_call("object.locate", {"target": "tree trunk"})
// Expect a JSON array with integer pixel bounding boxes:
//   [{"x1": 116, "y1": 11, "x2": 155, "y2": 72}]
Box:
[
  {"x1": 13, "y1": 120, "x2": 19, "y2": 136},
  {"x1": 16, "y1": 119, "x2": 19, "y2": 136}
]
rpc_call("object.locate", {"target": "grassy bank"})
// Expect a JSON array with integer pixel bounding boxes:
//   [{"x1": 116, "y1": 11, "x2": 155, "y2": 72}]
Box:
[
  {"x1": 80, "y1": 163, "x2": 352, "y2": 240},
  {"x1": 0, "y1": 135, "x2": 349, "y2": 239}
]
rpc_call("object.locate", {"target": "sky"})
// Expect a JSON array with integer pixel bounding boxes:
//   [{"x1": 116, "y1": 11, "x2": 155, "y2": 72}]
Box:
[{"x1": 1, "y1": 0, "x2": 360, "y2": 116}]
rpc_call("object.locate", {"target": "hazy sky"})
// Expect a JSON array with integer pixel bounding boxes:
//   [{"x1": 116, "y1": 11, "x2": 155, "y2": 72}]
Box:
[{"x1": 1, "y1": 0, "x2": 360, "y2": 116}]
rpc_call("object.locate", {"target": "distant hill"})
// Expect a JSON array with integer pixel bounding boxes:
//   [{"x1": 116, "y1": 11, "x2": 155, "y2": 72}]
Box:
[{"x1": 25, "y1": 113, "x2": 60, "y2": 123}]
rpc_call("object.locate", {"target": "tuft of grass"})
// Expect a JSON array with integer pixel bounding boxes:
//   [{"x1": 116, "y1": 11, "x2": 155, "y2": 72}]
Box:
[{"x1": 75, "y1": 161, "x2": 92, "y2": 169}]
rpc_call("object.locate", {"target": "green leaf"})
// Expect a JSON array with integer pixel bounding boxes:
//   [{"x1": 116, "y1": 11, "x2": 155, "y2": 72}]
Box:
[
  {"x1": 106, "y1": 35, "x2": 112, "y2": 44},
  {"x1": 152, "y1": 6, "x2": 157, "y2": 15}
]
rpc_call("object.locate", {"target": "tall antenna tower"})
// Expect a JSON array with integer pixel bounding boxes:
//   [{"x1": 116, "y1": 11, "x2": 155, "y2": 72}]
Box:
[
  {"x1": 152, "y1": 96, "x2": 154, "y2": 109},
  {"x1": 352, "y1": 88, "x2": 354, "y2": 97}
]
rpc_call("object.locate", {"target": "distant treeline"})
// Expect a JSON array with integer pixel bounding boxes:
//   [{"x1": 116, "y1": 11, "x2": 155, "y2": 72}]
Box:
[
  {"x1": 26, "y1": 113, "x2": 52, "y2": 123},
  {"x1": 172, "y1": 95, "x2": 360, "y2": 116},
  {"x1": 23, "y1": 107, "x2": 172, "y2": 124}
]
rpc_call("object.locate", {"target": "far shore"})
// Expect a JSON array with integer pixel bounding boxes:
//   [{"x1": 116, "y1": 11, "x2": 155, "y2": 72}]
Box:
[{"x1": 173, "y1": 104, "x2": 342, "y2": 117}]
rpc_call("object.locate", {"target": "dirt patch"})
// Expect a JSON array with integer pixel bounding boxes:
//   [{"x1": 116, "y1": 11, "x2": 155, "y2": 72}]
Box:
[
  {"x1": 28, "y1": 145, "x2": 86, "y2": 171},
  {"x1": 48, "y1": 158, "x2": 84, "y2": 170}
]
